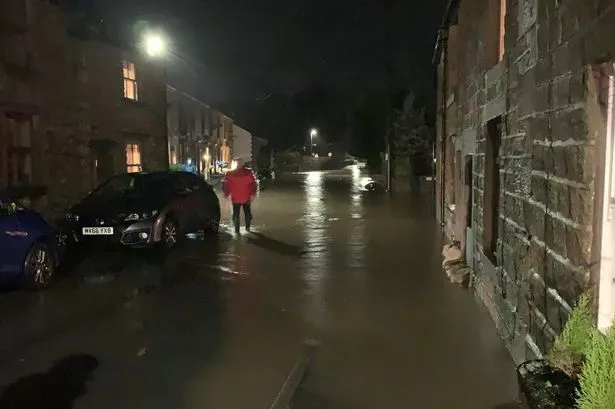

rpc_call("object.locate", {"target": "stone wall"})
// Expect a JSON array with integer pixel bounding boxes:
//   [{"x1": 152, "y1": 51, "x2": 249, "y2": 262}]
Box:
[
  {"x1": 0, "y1": 0, "x2": 167, "y2": 223},
  {"x1": 436, "y1": 0, "x2": 615, "y2": 363}
]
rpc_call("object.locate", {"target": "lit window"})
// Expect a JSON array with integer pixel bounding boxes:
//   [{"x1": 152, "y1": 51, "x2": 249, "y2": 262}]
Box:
[
  {"x1": 126, "y1": 143, "x2": 141, "y2": 173},
  {"x1": 122, "y1": 60, "x2": 138, "y2": 100},
  {"x1": 498, "y1": 0, "x2": 507, "y2": 61}
]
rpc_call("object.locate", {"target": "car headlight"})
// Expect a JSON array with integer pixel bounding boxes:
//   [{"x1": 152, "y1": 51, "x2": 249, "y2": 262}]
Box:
[
  {"x1": 65, "y1": 212, "x2": 80, "y2": 222},
  {"x1": 124, "y1": 210, "x2": 159, "y2": 222}
]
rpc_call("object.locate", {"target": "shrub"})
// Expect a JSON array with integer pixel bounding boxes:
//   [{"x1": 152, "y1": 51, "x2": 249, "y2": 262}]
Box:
[
  {"x1": 548, "y1": 294, "x2": 594, "y2": 377},
  {"x1": 169, "y1": 164, "x2": 182, "y2": 172},
  {"x1": 577, "y1": 326, "x2": 615, "y2": 409}
]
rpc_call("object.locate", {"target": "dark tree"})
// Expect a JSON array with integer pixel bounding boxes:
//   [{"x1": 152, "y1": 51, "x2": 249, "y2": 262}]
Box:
[{"x1": 392, "y1": 92, "x2": 433, "y2": 186}]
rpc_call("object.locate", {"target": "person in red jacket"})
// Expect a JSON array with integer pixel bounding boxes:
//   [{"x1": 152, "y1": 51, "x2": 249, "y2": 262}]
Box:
[{"x1": 223, "y1": 158, "x2": 257, "y2": 233}]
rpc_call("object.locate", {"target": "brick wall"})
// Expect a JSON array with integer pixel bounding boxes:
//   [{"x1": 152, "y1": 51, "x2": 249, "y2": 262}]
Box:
[{"x1": 436, "y1": 0, "x2": 615, "y2": 363}]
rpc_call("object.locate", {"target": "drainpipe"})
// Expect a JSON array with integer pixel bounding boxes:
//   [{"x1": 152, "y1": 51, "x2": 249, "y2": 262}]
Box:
[{"x1": 440, "y1": 29, "x2": 449, "y2": 233}]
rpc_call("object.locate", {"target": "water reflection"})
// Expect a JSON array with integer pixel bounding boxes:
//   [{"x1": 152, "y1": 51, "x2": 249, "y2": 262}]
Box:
[
  {"x1": 348, "y1": 169, "x2": 366, "y2": 268},
  {"x1": 302, "y1": 172, "x2": 328, "y2": 329}
]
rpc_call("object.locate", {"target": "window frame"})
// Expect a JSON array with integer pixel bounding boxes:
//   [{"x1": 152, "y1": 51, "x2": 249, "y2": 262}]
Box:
[
  {"x1": 122, "y1": 60, "x2": 138, "y2": 101},
  {"x1": 498, "y1": 0, "x2": 507, "y2": 62},
  {"x1": 125, "y1": 143, "x2": 142, "y2": 173}
]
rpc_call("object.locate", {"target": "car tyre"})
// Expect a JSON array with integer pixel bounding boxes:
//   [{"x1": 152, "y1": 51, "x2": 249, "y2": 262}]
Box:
[
  {"x1": 160, "y1": 217, "x2": 180, "y2": 249},
  {"x1": 23, "y1": 242, "x2": 55, "y2": 290},
  {"x1": 204, "y1": 208, "x2": 220, "y2": 236}
]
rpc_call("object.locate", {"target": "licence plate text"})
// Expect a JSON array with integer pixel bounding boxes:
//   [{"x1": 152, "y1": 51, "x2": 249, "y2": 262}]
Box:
[{"x1": 82, "y1": 227, "x2": 114, "y2": 235}]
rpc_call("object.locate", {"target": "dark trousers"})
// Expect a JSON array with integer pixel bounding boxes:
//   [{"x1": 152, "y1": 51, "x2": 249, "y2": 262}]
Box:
[{"x1": 232, "y1": 203, "x2": 252, "y2": 228}]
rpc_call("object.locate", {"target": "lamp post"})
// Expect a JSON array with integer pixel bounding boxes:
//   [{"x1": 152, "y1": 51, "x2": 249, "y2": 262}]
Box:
[
  {"x1": 141, "y1": 30, "x2": 169, "y2": 167},
  {"x1": 310, "y1": 128, "x2": 318, "y2": 157}
]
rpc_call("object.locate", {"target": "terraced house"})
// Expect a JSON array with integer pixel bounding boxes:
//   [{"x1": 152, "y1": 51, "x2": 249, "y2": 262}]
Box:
[
  {"x1": 435, "y1": 0, "x2": 615, "y2": 363},
  {"x1": 0, "y1": 0, "x2": 167, "y2": 222}
]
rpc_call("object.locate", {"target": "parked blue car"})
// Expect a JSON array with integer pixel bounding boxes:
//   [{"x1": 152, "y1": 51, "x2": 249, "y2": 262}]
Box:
[{"x1": 0, "y1": 192, "x2": 66, "y2": 289}]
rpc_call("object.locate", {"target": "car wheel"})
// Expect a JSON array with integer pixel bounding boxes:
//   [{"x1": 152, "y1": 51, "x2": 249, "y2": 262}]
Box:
[
  {"x1": 160, "y1": 217, "x2": 180, "y2": 249},
  {"x1": 23, "y1": 242, "x2": 55, "y2": 290},
  {"x1": 204, "y1": 215, "x2": 220, "y2": 235}
]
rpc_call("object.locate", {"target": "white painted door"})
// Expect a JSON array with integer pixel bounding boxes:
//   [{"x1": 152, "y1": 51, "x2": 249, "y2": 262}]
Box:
[{"x1": 599, "y1": 72, "x2": 615, "y2": 331}]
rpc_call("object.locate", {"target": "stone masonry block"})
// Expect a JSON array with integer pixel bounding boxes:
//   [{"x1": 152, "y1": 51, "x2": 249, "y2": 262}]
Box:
[
  {"x1": 547, "y1": 180, "x2": 569, "y2": 220},
  {"x1": 552, "y1": 145, "x2": 594, "y2": 184},
  {"x1": 569, "y1": 69, "x2": 587, "y2": 105},
  {"x1": 527, "y1": 201, "x2": 546, "y2": 242},
  {"x1": 566, "y1": 224, "x2": 592, "y2": 267},
  {"x1": 529, "y1": 115, "x2": 550, "y2": 143},
  {"x1": 569, "y1": 183, "x2": 594, "y2": 227},
  {"x1": 552, "y1": 74, "x2": 571, "y2": 110},
  {"x1": 545, "y1": 288, "x2": 572, "y2": 334},
  {"x1": 534, "y1": 57, "x2": 552, "y2": 85},
  {"x1": 502, "y1": 135, "x2": 530, "y2": 157},
  {"x1": 529, "y1": 307, "x2": 549, "y2": 353},
  {"x1": 551, "y1": 107, "x2": 587, "y2": 141},
  {"x1": 529, "y1": 273, "x2": 547, "y2": 318},
  {"x1": 559, "y1": 4, "x2": 581, "y2": 44},
  {"x1": 545, "y1": 254, "x2": 587, "y2": 307},
  {"x1": 503, "y1": 161, "x2": 532, "y2": 196},
  {"x1": 531, "y1": 175, "x2": 549, "y2": 204},
  {"x1": 496, "y1": 292, "x2": 517, "y2": 336},
  {"x1": 537, "y1": 18, "x2": 551, "y2": 59},
  {"x1": 545, "y1": 179, "x2": 593, "y2": 226},
  {"x1": 545, "y1": 214, "x2": 567, "y2": 256},
  {"x1": 533, "y1": 83, "x2": 552, "y2": 113}
]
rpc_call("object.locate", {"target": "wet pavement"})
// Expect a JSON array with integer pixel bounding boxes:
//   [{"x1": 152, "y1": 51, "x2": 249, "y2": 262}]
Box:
[{"x1": 0, "y1": 170, "x2": 519, "y2": 408}]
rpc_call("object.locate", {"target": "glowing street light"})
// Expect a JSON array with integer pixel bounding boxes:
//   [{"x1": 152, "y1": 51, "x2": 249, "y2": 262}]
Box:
[
  {"x1": 309, "y1": 128, "x2": 318, "y2": 157},
  {"x1": 144, "y1": 32, "x2": 167, "y2": 57}
]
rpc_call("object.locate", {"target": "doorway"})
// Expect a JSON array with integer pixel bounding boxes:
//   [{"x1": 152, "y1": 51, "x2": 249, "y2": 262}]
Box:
[
  {"x1": 484, "y1": 117, "x2": 502, "y2": 264},
  {"x1": 464, "y1": 155, "x2": 474, "y2": 265}
]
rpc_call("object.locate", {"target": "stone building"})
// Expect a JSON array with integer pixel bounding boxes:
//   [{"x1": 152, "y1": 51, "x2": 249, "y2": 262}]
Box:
[
  {"x1": 0, "y1": 0, "x2": 167, "y2": 222},
  {"x1": 166, "y1": 86, "x2": 238, "y2": 175},
  {"x1": 214, "y1": 111, "x2": 234, "y2": 172},
  {"x1": 232, "y1": 124, "x2": 252, "y2": 164},
  {"x1": 166, "y1": 85, "x2": 213, "y2": 173},
  {"x1": 435, "y1": 0, "x2": 615, "y2": 363}
]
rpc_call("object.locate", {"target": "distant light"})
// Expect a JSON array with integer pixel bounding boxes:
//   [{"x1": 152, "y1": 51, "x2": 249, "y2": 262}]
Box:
[
  {"x1": 144, "y1": 32, "x2": 166, "y2": 57},
  {"x1": 314, "y1": 153, "x2": 319, "y2": 158},
  {"x1": 230, "y1": 160, "x2": 238, "y2": 170},
  {"x1": 310, "y1": 128, "x2": 318, "y2": 137},
  {"x1": 328, "y1": 152, "x2": 333, "y2": 158},
  {"x1": 187, "y1": 158, "x2": 192, "y2": 165}
]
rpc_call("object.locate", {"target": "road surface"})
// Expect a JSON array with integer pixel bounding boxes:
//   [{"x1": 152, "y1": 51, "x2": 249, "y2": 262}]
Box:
[{"x1": 0, "y1": 171, "x2": 519, "y2": 409}]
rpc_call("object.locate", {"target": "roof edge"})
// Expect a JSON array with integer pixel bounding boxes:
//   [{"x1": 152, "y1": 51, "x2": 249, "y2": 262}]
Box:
[{"x1": 432, "y1": 0, "x2": 461, "y2": 65}]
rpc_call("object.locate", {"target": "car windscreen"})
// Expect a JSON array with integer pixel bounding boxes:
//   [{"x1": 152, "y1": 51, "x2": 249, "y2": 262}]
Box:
[
  {"x1": 141, "y1": 173, "x2": 176, "y2": 194},
  {"x1": 88, "y1": 174, "x2": 142, "y2": 199}
]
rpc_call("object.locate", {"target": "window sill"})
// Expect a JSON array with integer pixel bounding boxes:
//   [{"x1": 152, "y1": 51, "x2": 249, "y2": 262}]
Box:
[{"x1": 122, "y1": 97, "x2": 141, "y2": 105}]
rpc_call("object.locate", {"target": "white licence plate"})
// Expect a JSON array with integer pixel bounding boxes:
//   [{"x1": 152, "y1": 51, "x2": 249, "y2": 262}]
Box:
[{"x1": 82, "y1": 227, "x2": 114, "y2": 236}]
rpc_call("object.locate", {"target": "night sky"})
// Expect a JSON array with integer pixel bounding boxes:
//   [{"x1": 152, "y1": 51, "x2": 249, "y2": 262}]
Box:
[{"x1": 82, "y1": 0, "x2": 448, "y2": 104}]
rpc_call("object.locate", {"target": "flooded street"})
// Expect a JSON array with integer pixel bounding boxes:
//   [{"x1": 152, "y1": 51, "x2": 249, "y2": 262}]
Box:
[{"x1": 0, "y1": 171, "x2": 518, "y2": 408}]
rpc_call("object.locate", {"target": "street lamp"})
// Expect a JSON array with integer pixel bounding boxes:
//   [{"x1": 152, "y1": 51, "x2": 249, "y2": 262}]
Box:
[
  {"x1": 141, "y1": 30, "x2": 168, "y2": 166},
  {"x1": 143, "y1": 32, "x2": 167, "y2": 58},
  {"x1": 309, "y1": 128, "x2": 318, "y2": 157}
]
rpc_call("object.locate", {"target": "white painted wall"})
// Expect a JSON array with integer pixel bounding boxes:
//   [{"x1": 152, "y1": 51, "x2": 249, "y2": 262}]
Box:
[{"x1": 232, "y1": 124, "x2": 252, "y2": 163}]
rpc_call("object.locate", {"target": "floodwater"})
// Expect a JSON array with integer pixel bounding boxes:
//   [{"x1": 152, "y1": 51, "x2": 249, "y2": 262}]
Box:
[{"x1": 0, "y1": 170, "x2": 519, "y2": 408}]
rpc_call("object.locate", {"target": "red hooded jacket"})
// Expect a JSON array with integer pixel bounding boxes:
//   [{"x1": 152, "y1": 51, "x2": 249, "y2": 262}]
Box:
[{"x1": 223, "y1": 167, "x2": 257, "y2": 204}]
